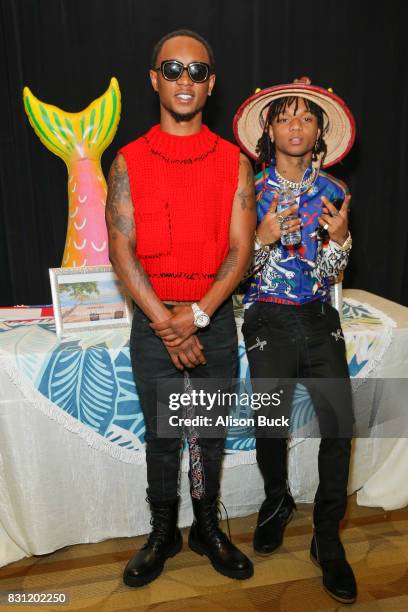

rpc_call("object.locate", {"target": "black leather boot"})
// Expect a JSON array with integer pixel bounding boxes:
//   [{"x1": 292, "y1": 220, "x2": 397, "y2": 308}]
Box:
[
  {"x1": 188, "y1": 496, "x2": 253, "y2": 580},
  {"x1": 254, "y1": 438, "x2": 294, "y2": 554},
  {"x1": 123, "y1": 498, "x2": 182, "y2": 587},
  {"x1": 253, "y1": 490, "x2": 296, "y2": 555},
  {"x1": 310, "y1": 534, "x2": 357, "y2": 604}
]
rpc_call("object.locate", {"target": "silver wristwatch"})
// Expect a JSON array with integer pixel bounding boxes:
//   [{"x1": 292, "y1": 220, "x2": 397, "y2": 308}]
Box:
[{"x1": 191, "y1": 303, "x2": 210, "y2": 328}]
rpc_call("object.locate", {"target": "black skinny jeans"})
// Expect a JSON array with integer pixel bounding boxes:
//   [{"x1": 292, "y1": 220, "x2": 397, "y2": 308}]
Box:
[
  {"x1": 129, "y1": 299, "x2": 238, "y2": 503},
  {"x1": 242, "y1": 300, "x2": 353, "y2": 559}
]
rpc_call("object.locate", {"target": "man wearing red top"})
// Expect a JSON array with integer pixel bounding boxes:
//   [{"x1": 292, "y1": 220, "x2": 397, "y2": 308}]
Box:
[{"x1": 106, "y1": 30, "x2": 256, "y2": 586}]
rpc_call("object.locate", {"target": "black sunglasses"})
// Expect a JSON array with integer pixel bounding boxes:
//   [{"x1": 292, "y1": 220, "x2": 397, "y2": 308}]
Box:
[{"x1": 154, "y1": 60, "x2": 211, "y2": 83}]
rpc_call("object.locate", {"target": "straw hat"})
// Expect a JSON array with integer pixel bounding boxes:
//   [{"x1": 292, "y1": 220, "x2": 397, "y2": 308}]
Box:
[{"x1": 233, "y1": 78, "x2": 356, "y2": 167}]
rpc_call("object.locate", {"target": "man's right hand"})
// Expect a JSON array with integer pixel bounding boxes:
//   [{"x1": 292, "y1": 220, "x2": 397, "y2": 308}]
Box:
[
  {"x1": 256, "y1": 194, "x2": 301, "y2": 246},
  {"x1": 164, "y1": 334, "x2": 207, "y2": 370}
]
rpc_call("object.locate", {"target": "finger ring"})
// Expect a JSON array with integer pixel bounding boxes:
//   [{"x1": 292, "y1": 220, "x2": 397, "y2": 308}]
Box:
[
  {"x1": 323, "y1": 223, "x2": 329, "y2": 230},
  {"x1": 332, "y1": 211, "x2": 340, "y2": 217},
  {"x1": 277, "y1": 214, "x2": 285, "y2": 224}
]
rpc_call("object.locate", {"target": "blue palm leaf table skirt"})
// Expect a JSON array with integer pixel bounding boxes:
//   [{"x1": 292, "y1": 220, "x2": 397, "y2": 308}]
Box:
[{"x1": 0, "y1": 289, "x2": 407, "y2": 566}]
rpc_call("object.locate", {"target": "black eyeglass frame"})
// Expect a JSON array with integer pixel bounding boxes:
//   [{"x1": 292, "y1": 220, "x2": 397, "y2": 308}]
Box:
[{"x1": 154, "y1": 60, "x2": 212, "y2": 83}]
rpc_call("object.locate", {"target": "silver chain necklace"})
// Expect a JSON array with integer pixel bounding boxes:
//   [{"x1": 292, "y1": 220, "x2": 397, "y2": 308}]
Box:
[{"x1": 275, "y1": 166, "x2": 317, "y2": 191}]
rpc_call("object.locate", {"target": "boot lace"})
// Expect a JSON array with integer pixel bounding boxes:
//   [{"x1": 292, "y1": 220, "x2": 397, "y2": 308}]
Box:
[
  {"x1": 200, "y1": 498, "x2": 233, "y2": 544},
  {"x1": 145, "y1": 501, "x2": 175, "y2": 549}
]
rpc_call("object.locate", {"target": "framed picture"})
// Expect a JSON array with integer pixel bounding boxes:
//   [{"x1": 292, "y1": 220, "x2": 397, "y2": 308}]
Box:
[{"x1": 49, "y1": 265, "x2": 133, "y2": 337}]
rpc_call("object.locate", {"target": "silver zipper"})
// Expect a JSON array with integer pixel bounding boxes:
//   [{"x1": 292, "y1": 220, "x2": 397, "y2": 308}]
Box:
[
  {"x1": 331, "y1": 328, "x2": 344, "y2": 342},
  {"x1": 247, "y1": 336, "x2": 267, "y2": 352},
  {"x1": 258, "y1": 492, "x2": 286, "y2": 527},
  {"x1": 312, "y1": 520, "x2": 320, "y2": 562}
]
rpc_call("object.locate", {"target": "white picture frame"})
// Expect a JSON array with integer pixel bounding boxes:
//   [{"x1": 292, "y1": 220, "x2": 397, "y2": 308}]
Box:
[{"x1": 49, "y1": 265, "x2": 133, "y2": 337}]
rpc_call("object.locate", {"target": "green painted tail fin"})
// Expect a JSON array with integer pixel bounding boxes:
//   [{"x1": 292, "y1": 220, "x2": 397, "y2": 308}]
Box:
[{"x1": 23, "y1": 77, "x2": 121, "y2": 164}]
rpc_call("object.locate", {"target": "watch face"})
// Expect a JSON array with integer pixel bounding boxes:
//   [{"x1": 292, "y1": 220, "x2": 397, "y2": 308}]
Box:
[{"x1": 196, "y1": 313, "x2": 210, "y2": 327}]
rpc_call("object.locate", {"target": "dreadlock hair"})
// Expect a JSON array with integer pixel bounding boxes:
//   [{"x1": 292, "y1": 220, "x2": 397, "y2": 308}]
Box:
[
  {"x1": 151, "y1": 29, "x2": 215, "y2": 71},
  {"x1": 256, "y1": 96, "x2": 328, "y2": 167}
]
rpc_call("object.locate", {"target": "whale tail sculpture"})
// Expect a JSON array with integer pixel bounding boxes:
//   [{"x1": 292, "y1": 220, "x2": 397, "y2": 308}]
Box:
[{"x1": 23, "y1": 77, "x2": 121, "y2": 267}]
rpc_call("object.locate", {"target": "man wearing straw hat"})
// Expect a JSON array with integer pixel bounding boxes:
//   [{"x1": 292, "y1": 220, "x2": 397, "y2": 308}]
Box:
[{"x1": 234, "y1": 77, "x2": 357, "y2": 603}]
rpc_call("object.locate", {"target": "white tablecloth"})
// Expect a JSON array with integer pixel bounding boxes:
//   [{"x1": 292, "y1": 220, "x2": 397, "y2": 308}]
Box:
[{"x1": 1, "y1": 289, "x2": 407, "y2": 568}]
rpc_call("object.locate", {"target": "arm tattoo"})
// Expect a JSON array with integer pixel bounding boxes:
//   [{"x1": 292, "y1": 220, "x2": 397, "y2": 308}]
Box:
[
  {"x1": 237, "y1": 187, "x2": 255, "y2": 211},
  {"x1": 106, "y1": 157, "x2": 135, "y2": 237},
  {"x1": 215, "y1": 246, "x2": 239, "y2": 281},
  {"x1": 106, "y1": 157, "x2": 152, "y2": 292},
  {"x1": 123, "y1": 256, "x2": 152, "y2": 291},
  {"x1": 112, "y1": 242, "x2": 152, "y2": 291},
  {"x1": 237, "y1": 158, "x2": 255, "y2": 211},
  {"x1": 115, "y1": 215, "x2": 134, "y2": 236}
]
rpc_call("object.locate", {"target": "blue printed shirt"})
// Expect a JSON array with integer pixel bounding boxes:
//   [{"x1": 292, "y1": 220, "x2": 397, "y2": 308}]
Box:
[{"x1": 243, "y1": 162, "x2": 352, "y2": 305}]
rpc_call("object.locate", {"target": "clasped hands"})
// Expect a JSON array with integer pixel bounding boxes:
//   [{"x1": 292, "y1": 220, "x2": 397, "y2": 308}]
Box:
[
  {"x1": 256, "y1": 193, "x2": 350, "y2": 246},
  {"x1": 150, "y1": 306, "x2": 206, "y2": 371},
  {"x1": 149, "y1": 194, "x2": 350, "y2": 371}
]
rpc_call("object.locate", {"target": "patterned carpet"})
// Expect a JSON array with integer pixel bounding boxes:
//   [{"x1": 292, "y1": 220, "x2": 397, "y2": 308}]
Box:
[{"x1": 1, "y1": 495, "x2": 408, "y2": 611}]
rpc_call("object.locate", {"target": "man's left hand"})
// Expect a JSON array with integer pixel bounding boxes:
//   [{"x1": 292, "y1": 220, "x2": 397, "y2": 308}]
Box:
[
  {"x1": 318, "y1": 195, "x2": 351, "y2": 245},
  {"x1": 150, "y1": 305, "x2": 197, "y2": 345}
]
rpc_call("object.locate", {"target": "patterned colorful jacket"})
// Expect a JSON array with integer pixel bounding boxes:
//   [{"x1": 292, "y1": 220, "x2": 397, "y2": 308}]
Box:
[{"x1": 243, "y1": 162, "x2": 352, "y2": 305}]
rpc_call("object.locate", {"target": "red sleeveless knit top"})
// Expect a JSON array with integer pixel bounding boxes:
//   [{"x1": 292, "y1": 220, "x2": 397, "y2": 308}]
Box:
[{"x1": 119, "y1": 124, "x2": 240, "y2": 301}]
